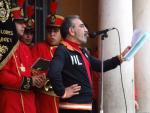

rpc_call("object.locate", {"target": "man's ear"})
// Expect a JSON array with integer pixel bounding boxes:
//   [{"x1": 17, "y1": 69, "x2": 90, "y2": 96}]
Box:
[{"x1": 69, "y1": 27, "x2": 75, "y2": 36}]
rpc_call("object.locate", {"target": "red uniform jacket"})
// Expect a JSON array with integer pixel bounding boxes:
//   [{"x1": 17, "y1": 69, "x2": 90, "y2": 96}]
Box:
[
  {"x1": 0, "y1": 41, "x2": 36, "y2": 113},
  {"x1": 31, "y1": 41, "x2": 59, "y2": 113}
]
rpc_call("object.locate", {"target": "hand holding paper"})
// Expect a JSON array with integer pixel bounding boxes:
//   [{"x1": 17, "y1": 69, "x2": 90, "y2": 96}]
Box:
[{"x1": 123, "y1": 30, "x2": 150, "y2": 61}]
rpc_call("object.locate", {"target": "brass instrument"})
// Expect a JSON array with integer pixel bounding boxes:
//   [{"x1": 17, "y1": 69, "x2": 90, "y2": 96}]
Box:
[
  {"x1": 43, "y1": 78, "x2": 57, "y2": 96},
  {"x1": 44, "y1": 78, "x2": 53, "y2": 92}
]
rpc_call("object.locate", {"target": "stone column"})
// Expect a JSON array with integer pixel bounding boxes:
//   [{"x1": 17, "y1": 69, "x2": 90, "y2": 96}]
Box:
[
  {"x1": 98, "y1": 0, "x2": 135, "y2": 113},
  {"x1": 133, "y1": 0, "x2": 150, "y2": 112}
]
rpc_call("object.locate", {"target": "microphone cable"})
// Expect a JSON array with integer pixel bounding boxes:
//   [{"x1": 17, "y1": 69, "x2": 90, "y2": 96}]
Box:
[{"x1": 113, "y1": 27, "x2": 128, "y2": 113}]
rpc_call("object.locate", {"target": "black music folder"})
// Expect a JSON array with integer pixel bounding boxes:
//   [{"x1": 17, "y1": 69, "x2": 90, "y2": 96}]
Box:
[{"x1": 32, "y1": 58, "x2": 50, "y2": 71}]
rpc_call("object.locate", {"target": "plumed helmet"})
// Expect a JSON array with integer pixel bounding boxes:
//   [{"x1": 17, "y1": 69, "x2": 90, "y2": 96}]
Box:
[
  {"x1": 25, "y1": 5, "x2": 34, "y2": 33},
  {"x1": 46, "y1": 0, "x2": 64, "y2": 28},
  {"x1": 11, "y1": 0, "x2": 26, "y2": 22}
]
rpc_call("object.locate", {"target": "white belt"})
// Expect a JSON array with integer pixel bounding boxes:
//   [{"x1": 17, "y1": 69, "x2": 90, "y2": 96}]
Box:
[{"x1": 59, "y1": 102, "x2": 92, "y2": 111}]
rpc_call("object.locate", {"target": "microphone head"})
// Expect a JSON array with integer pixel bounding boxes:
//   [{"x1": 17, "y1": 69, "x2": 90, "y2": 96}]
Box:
[
  {"x1": 89, "y1": 32, "x2": 97, "y2": 38},
  {"x1": 89, "y1": 27, "x2": 115, "y2": 38}
]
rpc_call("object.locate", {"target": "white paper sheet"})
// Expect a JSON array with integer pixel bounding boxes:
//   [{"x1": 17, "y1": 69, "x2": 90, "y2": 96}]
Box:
[{"x1": 124, "y1": 30, "x2": 150, "y2": 61}]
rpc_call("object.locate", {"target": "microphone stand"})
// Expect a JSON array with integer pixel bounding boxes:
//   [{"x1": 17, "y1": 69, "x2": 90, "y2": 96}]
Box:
[{"x1": 99, "y1": 32, "x2": 108, "y2": 113}]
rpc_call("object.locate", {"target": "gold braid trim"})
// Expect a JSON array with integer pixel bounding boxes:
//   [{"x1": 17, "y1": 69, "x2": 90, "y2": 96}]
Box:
[
  {"x1": 54, "y1": 97, "x2": 58, "y2": 113},
  {"x1": 13, "y1": 42, "x2": 26, "y2": 113},
  {"x1": 0, "y1": 40, "x2": 20, "y2": 70},
  {"x1": 49, "y1": 47, "x2": 54, "y2": 58}
]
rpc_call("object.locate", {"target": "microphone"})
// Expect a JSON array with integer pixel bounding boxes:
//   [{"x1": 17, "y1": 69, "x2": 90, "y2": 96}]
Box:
[{"x1": 89, "y1": 28, "x2": 115, "y2": 38}]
